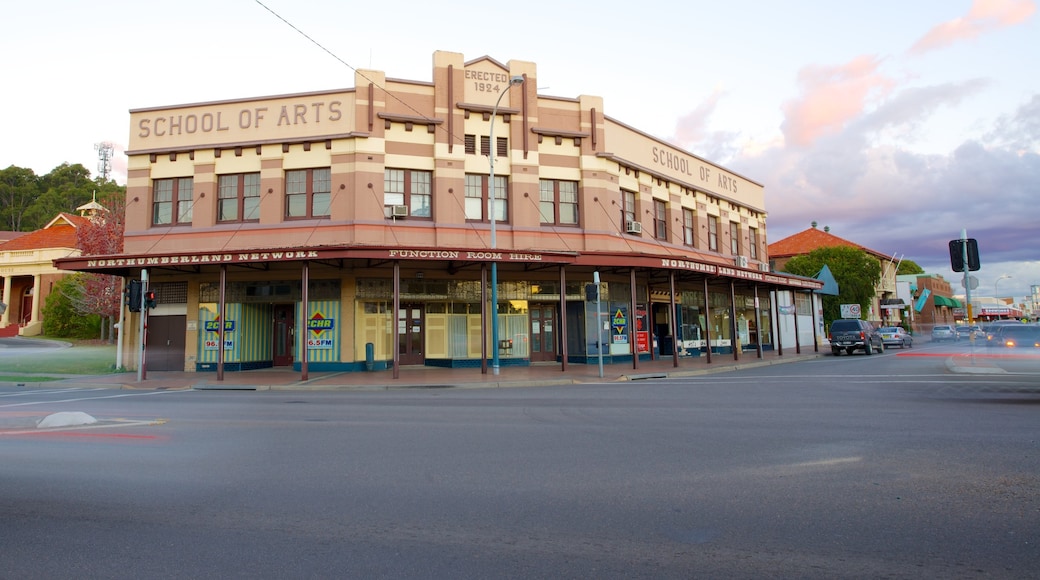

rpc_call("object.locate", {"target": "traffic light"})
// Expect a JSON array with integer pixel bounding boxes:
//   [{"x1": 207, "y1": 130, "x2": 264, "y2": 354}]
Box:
[
  {"x1": 145, "y1": 290, "x2": 157, "y2": 310},
  {"x1": 127, "y1": 280, "x2": 143, "y2": 312},
  {"x1": 948, "y1": 238, "x2": 980, "y2": 272},
  {"x1": 585, "y1": 283, "x2": 599, "y2": 301}
]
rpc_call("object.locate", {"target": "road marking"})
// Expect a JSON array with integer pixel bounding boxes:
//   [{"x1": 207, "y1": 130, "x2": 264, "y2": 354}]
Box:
[
  {"x1": 0, "y1": 418, "x2": 168, "y2": 437},
  {"x1": 0, "y1": 387, "x2": 111, "y2": 398},
  {"x1": 0, "y1": 389, "x2": 187, "y2": 409}
]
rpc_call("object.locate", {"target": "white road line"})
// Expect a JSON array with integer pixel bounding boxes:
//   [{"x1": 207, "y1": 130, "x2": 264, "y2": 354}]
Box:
[
  {"x1": 0, "y1": 387, "x2": 111, "y2": 398},
  {"x1": 0, "y1": 389, "x2": 187, "y2": 409}
]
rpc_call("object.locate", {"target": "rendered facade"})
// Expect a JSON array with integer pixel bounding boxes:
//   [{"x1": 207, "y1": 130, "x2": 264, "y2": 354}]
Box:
[{"x1": 56, "y1": 51, "x2": 822, "y2": 375}]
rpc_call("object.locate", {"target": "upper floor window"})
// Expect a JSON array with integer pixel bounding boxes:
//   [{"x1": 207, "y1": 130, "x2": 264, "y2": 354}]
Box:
[
  {"x1": 730, "y1": 222, "x2": 740, "y2": 255},
  {"x1": 464, "y1": 174, "x2": 507, "y2": 222},
  {"x1": 707, "y1": 215, "x2": 719, "y2": 252},
  {"x1": 285, "y1": 168, "x2": 331, "y2": 219},
  {"x1": 683, "y1": 208, "x2": 695, "y2": 247},
  {"x1": 539, "y1": 179, "x2": 578, "y2": 226},
  {"x1": 218, "y1": 173, "x2": 261, "y2": 223},
  {"x1": 749, "y1": 227, "x2": 759, "y2": 260},
  {"x1": 152, "y1": 177, "x2": 193, "y2": 226},
  {"x1": 654, "y1": 200, "x2": 667, "y2": 240},
  {"x1": 384, "y1": 169, "x2": 432, "y2": 218},
  {"x1": 621, "y1": 190, "x2": 636, "y2": 232}
]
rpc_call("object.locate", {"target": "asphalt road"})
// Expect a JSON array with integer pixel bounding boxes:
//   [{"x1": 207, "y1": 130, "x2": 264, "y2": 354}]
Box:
[{"x1": 1, "y1": 348, "x2": 1038, "y2": 579}]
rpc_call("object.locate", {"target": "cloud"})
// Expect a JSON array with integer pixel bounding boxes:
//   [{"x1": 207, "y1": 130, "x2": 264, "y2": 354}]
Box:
[
  {"x1": 669, "y1": 87, "x2": 742, "y2": 161},
  {"x1": 780, "y1": 55, "x2": 896, "y2": 148},
  {"x1": 985, "y1": 94, "x2": 1040, "y2": 152},
  {"x1": 910, "y1": 0, "x2": 1036, "y2": 54}
]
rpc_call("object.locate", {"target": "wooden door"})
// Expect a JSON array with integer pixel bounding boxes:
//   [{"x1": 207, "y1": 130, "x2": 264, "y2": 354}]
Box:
[
  {"x1": 397, "y1": 304, "x2": 425, "y2": 365},
  {"x1": 273, "y1": 304, "x2": 295, "y2": 367},
  {"x1": 530, "y1": 304, "x2": 557, "y2": 362},
  {"x1": 145, "y1": 315, "x2": 186, "y2": 371}
]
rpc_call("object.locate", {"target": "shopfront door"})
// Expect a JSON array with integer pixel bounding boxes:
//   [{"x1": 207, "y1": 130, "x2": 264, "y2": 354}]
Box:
[
  {"x1": 530, "y1": 304, "x2": 557, "y2": 362},
  {"x1": 398, "y1": 304, "x2": 425, "y2": 365},
  {"x1": 273, "y1": 304, "x2": 294, "y2": 367}
]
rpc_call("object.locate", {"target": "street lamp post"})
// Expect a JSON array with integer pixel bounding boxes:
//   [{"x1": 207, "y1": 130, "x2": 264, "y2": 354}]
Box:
[
  {"x1": 489, "y1": 75, "x2": 524, "y2": 376},
  {"x1": 994, "y1": 274, "x2": 1010, "y2": 297}
]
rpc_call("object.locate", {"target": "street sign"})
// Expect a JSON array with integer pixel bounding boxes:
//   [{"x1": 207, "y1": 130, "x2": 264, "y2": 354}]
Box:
[
  {"x1": 961, "y1": 275, "x2": 978, "y2": 290},
  {"x1": 840, "y1": 304, "x2": 861, "y2": 318}
]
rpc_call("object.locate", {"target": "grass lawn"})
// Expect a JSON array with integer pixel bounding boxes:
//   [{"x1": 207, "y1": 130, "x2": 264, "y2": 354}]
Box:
[{"x1": 0, "y1": 338, "x2": 120, "y2": 375}]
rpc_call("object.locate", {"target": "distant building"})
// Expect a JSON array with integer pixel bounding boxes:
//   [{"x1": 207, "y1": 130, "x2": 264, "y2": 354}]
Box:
[
  {"x1": 0, "y1": 213, "x2": 90, "y2": 336},
  {"x1": 898, "y1": 273, "x2": 961, "y2": 329},
  {"x1": 768, "y1": 225, "x2": 902, "y2": 324}
]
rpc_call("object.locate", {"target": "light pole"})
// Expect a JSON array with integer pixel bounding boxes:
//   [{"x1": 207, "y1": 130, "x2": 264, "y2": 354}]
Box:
[
  {"x1": 995, "y1": 274, "x2": 1011, "y2": 297},
  {"x1": 490, "y1": 75, "x2": 524, "y2": 376}
]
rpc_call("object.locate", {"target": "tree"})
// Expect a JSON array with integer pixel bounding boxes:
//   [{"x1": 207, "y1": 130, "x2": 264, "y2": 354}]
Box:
[
  {"x1": 75, "y1": 187, "x2": 126, "y2": 342},
  {"x1": 24, "y1": 163, "x2": 95, "y2": 228},
  {"x1": 897, "y1": 259, "x2": 924, "y2": 275},
  {"x1": 0, "y1": 165, "x2": 39, "y2": 231},
  {"x1": 41, "y1": 274, "x2": 101, "y2": 339},
  {"x1": 782, "y1": 246, "x2": 882, "y2": 326}
]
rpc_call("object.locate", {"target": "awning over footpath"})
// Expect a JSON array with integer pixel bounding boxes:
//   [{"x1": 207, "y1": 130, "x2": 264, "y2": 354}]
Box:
[{"x1": 933, "y1": 295, "x2": 962, "y2": 308}]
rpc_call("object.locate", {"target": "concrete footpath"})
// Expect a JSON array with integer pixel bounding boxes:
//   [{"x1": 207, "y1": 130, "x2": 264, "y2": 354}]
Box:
[{"x1": 5, "y1": 348, "x2": 830, "y2": 391}]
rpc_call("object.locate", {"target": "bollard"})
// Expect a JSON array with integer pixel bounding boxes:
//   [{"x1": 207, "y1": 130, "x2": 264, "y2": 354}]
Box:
[{"x1": 365, "y1": 342, "x2": 375, "y2": 371}]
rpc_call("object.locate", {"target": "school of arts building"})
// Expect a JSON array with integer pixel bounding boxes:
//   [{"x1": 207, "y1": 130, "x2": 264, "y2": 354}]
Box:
[{"x1": 55, "y1": 51, "x2": 822, "y2": 377}]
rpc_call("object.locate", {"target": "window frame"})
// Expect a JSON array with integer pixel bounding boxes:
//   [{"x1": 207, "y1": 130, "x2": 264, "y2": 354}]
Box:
[
  {"x1": 217, "y1": 172, "x2": 261, "y2": 223},
  {"x1": 683, "y1": 208, "x2": 696, "y2": 247},
  {"x1": 152, "y1": 177, "x2": 194, "y2": 226},
  {"x1": 621, "y1": 190, "x2": 636, "y2": 232},
  {"x1": 539, "y1": 179, "x2": 579, "y2": 226},
  {"x1": 730, "y1": 222, "x2": 740, "y2": 255},
  {"x1": 749, "y1": 227, "x2": 759, "y2": 260},
  {"x1": 707, "y1": 215, "x2": 719, "y2": 252},
  {"x1": 654, "y1": 199, "x2": 667, "y2": 240},
  {"x1": 285, "y1": 168, "x2": 331, "y2": 220},
  {"x1": 464, "y1": 174, "x2": 508, "y2": 223},
  {"x1": 384, "y1": 168, "x2": 433, "y2": 219}
]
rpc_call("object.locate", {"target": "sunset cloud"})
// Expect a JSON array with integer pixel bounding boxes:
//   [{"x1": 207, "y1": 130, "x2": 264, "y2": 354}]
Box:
[
  {"x1": 780, "y1": 55, "x2": 895, "y2": 148},
  {"x1": 910, "y1": 0, "x2": 1036, "y2": 54}
]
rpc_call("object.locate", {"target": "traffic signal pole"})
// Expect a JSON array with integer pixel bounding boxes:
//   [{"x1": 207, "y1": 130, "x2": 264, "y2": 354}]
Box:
[{"x1": 962, "y1": 229, "x2": 972, "y2": 324}]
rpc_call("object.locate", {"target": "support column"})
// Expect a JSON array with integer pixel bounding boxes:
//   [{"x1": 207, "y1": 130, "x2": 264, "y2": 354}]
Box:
[
  {"x1": 630, "y1": 268, "x2": 638, "y2": 370},
  {"x1": 218, "y1": 265, "x2": 226, "y2": 381},
  {"x1": 480, "y1": 264, "x2": 488, "y2": 374},
  {"x1": 301, "y1": 261, "x2": 310, "y2": 381},
  {"x1": 753, "y1": 285, "x2": 763, "y2": 359},
  {"x1": 559, "y1": 265, "x2": 567, "y2": 372},
  {"x1": 810, "y1": 290, "x2": 820, "y2": 352},
  {"x1": 774, "y1": 288, "x2": 784, "y2": 356},
  {"x1": 792, "y1": 290, "x2": 802, "y2": 354},
  {"x1": 703, "y1": 278, "x2": 712, "y2": 364},
  {"x1": 729, "y1": 280, "x2": 739, "y2": 361},
  {"x1": 30, "y1": 274, "x2": 42, "y2": 323},
  {"x1": 393, "y1": 261, "x2": 400, "y2": 380},
  {"x1": 669, "y1": 271, "x2": 678, "y2": 368},
  {"x1": 1, "y1": 275, "x2": 11, "y2": 328}
]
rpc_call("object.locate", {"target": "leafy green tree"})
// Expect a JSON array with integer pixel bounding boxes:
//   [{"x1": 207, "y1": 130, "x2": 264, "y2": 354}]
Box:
[
  {"x1": 0, "y1": 165, "x2": 39, "y2": 231},
  {"x1": 41, "y1": 274, "x2": 101, "y2": 339},
  {"x1": 897, "y1": 259, "x2": 924, "y2": 275},
  {"x1": 24, "y1": 163, "x2": 95, "y2": 228},
  {"x1": 782, "y1": 246, "x2": 882, "y2": 326}
]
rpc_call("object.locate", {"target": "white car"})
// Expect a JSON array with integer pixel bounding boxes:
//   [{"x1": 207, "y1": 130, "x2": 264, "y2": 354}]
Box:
[{"x1": 931, "y1": 325, "x2": 957, "y2": 342}]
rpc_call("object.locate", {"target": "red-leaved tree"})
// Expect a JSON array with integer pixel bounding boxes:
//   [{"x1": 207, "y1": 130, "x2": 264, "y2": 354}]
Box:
[{"x1": 74, "y1": 189, "x2": 125, "y2": 342}]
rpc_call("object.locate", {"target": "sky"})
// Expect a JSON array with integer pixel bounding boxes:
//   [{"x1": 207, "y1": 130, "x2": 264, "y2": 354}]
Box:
[{"x1": 3, "y1": 0, "x2": 1038, "y2": 304}]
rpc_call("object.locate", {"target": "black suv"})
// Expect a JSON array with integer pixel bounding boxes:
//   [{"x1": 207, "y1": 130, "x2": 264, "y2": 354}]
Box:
[{"x1": 828, "y1": 319, "x2": 885, "y2": 356}]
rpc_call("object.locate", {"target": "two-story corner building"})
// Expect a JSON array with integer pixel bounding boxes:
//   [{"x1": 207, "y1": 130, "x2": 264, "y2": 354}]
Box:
[
  {"x1": 55, "y1": 51, "x2": 821, "y2": 375},
  {"x1": 767, "y1": 224, "x2": 903, "y2": 325}
]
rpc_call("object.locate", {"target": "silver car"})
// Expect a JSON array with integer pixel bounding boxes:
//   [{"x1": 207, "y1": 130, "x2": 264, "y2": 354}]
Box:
[
  {"x1": 931, "y1": 324, "x2": 957, "y2": 342},
  {"x1": 878, "y1": 326, "x2": 913, "y2": 348}
]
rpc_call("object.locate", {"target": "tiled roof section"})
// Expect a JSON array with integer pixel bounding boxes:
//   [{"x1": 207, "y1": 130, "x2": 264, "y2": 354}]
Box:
[
  {"x1": 767, "y1": 227, "x2": 889, "y2": 260},
  {"x1": 0, "y1": 213, "x2": 89, "y2": 252}
]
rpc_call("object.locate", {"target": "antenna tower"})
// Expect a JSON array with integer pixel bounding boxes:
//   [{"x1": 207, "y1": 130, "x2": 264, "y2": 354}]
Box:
[{"x1": 94, "y1": 142, "x2": 114, "y2": 182}]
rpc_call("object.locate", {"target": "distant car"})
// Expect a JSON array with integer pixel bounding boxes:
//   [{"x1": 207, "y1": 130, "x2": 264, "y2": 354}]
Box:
[
  {"x1": 878, "y1": 326, "x2": 913, "y2": 349},
  {"x1": 931, "y1": 325, "x2": 957, "y2": 342},
  {"x1": 983, "y1": 320, "x2": 1024, "y2": 345},
  {"x1": 955, "y1": 325, "x2": 982, "y2": 339},
  {"x1": 988, "y1": 324, "x2": 1040, "y2": 349}
]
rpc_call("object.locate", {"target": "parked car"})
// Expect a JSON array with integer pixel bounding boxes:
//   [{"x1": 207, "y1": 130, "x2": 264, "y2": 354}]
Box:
[
  {"x1": 878, "y1": 326, "x2": 913, "y2": 349},
  {"x1": 828, "y1": 319, "x2": 885, "y2": 355},
  {"x1": 987, "y1": 324, "x2": 1040, "y2": 349},
  {"x1": 931, "y1": 325, "x2": 957, "y2": 342}
]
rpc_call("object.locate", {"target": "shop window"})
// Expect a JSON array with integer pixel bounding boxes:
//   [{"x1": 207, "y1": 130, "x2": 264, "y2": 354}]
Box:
[
  {"x1": 152, "y1": 177, "x2": 193, "y2": 226},
  {"x1": 384, "y1": 168, "x2": 432, "y2": 218},
  {"x1": 464, "y1": 174, "x2": 508, "y2": 222},
  {"x1": 218, "y1": 173, "x2": 261, "y2": 222},
  {"x1": 285, "y1": 168, "x2": 331, "y2": 219},
  {"x1": 539, "y1": 179, "x2": 578, "y2": 225}
]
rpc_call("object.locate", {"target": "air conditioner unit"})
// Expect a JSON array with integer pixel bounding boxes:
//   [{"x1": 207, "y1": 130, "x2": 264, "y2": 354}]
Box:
[
  {"x1": 625, "y1": 221, "x2": 642, "y2": 234},
  {"x1": 391, "y1": 205, "x2": 409, "y2": 218},
  {"x1": 735, "y1": 255, "x2": 749, "y2": 268},
  {"x1": 758, "y1": 263, "x2": 770, "y2": 272}
]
